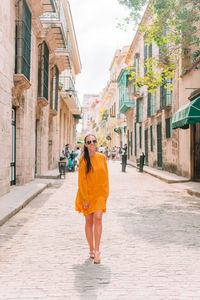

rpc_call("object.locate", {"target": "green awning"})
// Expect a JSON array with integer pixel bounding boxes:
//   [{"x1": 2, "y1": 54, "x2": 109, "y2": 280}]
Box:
[
  {"x1": 100, "y1": 120, "x2": 107, "y2": 127},
  {"x1": 172, "y1": 97, "x2": 200, "y2": 129},
  {"x1": 114, "y1": 127, "x2": 122, "y2": 134}
]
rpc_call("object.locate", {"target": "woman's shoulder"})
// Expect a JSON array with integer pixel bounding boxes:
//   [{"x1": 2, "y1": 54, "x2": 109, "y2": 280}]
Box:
[
  {"x1": 79, "y1": 156, "x2": 86, "y2": 166},
  {"x1": 97, "y1": 152, "x2": 106, "y2": 160}
]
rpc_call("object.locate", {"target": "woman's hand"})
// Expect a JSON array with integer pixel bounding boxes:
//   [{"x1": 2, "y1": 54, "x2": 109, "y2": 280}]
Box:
[{"x1": 82, "y1": 203, "x2": 89, "y2": 210}]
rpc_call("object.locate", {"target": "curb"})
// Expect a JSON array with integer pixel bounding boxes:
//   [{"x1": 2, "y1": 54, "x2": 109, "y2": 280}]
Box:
[
  {"x1": 186, "y1": 189, "x2": 200, "y2": 198},
  {"x1": 0, "y1": 184, "x2": 48, "y2": 227},
  {"x1": 127, "y1": 161, "x2": 200, "y2": 198}
]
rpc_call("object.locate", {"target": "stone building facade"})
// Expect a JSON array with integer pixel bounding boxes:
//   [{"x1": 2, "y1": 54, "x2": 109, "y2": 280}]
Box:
[
  {"x1": 81, "y1": 94, "x2": 100, "y2": 136},
  {"x1": 118, "y1": 8, "x2": 200, "y2": 180},
  {"x1": 1, "y1": 0, "x2": 81, "y2": 197},
  {"x1": 86, "y1": 48, "x2": 128, "y2": 149}
]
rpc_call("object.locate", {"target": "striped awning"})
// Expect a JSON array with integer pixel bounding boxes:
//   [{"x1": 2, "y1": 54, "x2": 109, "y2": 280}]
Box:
[{"x1": 172, "y1": 97, "x2": 200, "y2": 129}]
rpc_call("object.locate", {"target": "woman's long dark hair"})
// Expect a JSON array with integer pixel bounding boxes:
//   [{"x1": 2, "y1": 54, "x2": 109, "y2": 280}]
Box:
[{"x1": 83, "y1": 134, "x2": 97, "y2": 173}]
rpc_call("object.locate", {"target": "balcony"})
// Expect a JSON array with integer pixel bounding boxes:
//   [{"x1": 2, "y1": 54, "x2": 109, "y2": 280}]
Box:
[
  {"x1": 40, "y1": 0, "x2": 72, "y2": 70},
  {"x1": 60, "y1": 76, "x2": 81, "y2": 117},
  {"x1": 41, "y1": 0, "x2": 57, "y2": 13},
  {"x1": 118, "y1": 70, "x2": 134, "y2": 114}
]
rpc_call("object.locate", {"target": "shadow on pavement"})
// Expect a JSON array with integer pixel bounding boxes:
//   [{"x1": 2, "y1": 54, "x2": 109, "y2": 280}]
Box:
[
  {"x1": 73, "y1": 258, "x2": 111, "y2": 299},
  {"x1": 0, "y1": 180, "x2": 65, "y2": 251},
  {"x1": 117, "y1": 198, "x2": 200, "y2": 249}
]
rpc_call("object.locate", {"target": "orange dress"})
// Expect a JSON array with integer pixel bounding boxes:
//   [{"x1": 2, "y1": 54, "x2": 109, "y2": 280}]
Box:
[{"x1": 75, "y1": 153, "x2": 109, "y2": 216}]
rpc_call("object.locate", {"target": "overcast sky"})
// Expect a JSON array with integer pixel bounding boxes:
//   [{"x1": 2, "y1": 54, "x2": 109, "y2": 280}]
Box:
[{"x1": 69, "y1": 0, "x2": 135, "y2": 104}]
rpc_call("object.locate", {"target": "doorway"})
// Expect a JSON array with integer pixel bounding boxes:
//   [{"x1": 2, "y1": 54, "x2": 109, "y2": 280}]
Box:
[
  {"x1": 10, "y1": 107, "x2": 16, "y2": 185},
  {"x1": 157, "y1": 123, "x2": 163, "y2": 168},
  {"x1": 193, "y1": 123, "x2": 200, "y2": 180}
]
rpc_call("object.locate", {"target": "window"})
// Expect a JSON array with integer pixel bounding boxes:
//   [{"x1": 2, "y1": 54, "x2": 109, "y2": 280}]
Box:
[
  {"x1": 144, "y1": 34, "x2": 152, "y2": 76},
  {"x1": 38, "y1": 41, "x2": 49, "y2": 100},
  {"x1": 150, "y1": 125, "x2": 154, "y2": 151},
  {"x1": 134, "y1": 123, "x2": 137, "y2": 156},
  {"x1": 131, "y1": 132, "x2": 133, "y2": 155},
  {"x1": 151, "y1": 94, "x2": 155, "y2": 115},
  {"x1": 166, "y1": 118, "x2": 171, "y2": 138},
  {"x1": 133, "y1": 54, "x2": 140, "y2": 94},
  {"x1": 160, "y1": 79, "x2": 171, "y2": 109},
  {"x1": 147, "y1": 93, "x2": 151, "y2": 117},
  {"x1": 139, "y1": 126, "x2": 142, "y2": 148},
  {"x1": 136, "y1": 99, "x2": 143, "y2": 122},
  {"x1": 128, "y1": 78, "x2": 134, "y2": 102},
  {"x1": 147, "y1": 93, "x2": 156, "y2": 117},
  {"x1": 50, "y1": 65, "x2": 59, "y2": 111},
  {"x1": 15, "y1": 0, "x2": 31, "y2": 80}
]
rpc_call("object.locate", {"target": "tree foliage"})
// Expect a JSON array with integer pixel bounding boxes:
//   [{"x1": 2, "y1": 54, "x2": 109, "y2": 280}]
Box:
[
  {"x1": 97, "y1": 135, "x2": 107, "y2": 147},
  {"x1": 98, "y1": 108, "x2": 108, "y2": 123},
  {"x1": 118, "y1": 0, "x2": 200, "y2": 91}
]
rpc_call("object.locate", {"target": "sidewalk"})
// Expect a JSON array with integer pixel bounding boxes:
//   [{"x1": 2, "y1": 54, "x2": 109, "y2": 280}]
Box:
[
  {"x1": 127, "y1": 159, "x2": 200, "y2": 198},
  {"x1": 0, "y1": 178, "x2": 54, "y2": 227},
  {"x1": 35, "y1": 168, "x2": 60, "y2": 179}
]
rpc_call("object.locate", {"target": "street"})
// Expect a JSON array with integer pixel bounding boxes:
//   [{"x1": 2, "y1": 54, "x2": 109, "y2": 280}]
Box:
[{"x1": 0, "y1": 161, "x2": 200, "y2": 299}]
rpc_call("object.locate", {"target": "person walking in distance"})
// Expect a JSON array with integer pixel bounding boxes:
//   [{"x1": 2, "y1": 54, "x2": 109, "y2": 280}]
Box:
[{"x1": 75, "y1": 134, "x2": 109, "y2": 264}]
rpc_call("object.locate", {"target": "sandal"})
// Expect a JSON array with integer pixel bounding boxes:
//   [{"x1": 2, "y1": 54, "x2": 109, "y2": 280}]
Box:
[
  {"x1": 94, "y1": 250, "x2": 101, "y2": 264},
  {"x1": 89, "y1": 250, "x2": 95, "y2": 259}
]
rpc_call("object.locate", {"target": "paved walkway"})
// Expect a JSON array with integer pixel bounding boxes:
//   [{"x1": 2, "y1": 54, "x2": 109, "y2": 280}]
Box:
[{"x1": 0, "y1": 162, "x2": 200, "y2": 299}]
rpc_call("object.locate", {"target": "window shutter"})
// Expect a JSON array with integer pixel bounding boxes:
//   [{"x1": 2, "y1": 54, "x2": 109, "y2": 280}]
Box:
[
  {"x1": 144, "y1": 37, "x2": 148, "y2": 76},
  {"x1": 139, "y1": 126, "x2": 142, "y2": 148},
  {"x1": 136, "y1": 99, "x2": 139, "y2": 122},
  {"x1": 147, "y1": 93, "x2": 151, "y2": 117},
  {"x1": 166, "y1": 118, "x2": 171, "y2": 138},
  {"x1": 150, "y1": 125, "x2": 153, "y2": 152},
  {"x1": 149, "y1": 43, "x2": 152, "y2": 58},
  {"x1": 133, "y1": 56, "x2": 136, "y2": 93},
  {"x1": 134, "y1": 123, "x2": 137, "y2": 156}
]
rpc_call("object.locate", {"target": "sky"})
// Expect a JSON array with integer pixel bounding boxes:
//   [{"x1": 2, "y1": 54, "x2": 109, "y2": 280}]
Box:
[{"x1": 69, "y1": 0, "x2": 135, "y2": 104}]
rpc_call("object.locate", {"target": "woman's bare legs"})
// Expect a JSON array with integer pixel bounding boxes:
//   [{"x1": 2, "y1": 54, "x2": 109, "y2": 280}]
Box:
[
  {"x1": 93, "y1": 210, "x2": 103, "y2": 251},
  {"x1": 85, "y1": 213, "x2": 94, "y2": 251}
]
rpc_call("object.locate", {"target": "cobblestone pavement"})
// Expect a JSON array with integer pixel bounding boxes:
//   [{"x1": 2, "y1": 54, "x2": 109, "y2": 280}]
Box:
[{"x1": 0, "y1": 161, "x2": 200, "y2": 300}]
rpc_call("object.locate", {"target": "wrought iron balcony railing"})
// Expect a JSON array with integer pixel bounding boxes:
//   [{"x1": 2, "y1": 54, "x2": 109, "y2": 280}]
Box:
[
  {"x1": 60, "y1": 76, "x2": 81, "y2": 113},
  {"x1": 40, "y1": 0, "x2": 68, "y2": 50}
]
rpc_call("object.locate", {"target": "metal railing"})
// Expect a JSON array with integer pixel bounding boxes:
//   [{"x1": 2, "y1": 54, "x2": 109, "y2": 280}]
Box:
[
  {"x1": 40, "y1": 0, "x2": 67, "y2": 48},
  {"x1": 60, "y1": 76, "x2": 81, "y2": 112}
]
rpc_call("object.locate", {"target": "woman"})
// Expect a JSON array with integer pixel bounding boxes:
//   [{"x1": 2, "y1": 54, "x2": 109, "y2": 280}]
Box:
[{"x1": 75, "y1": 134, "x2": 109, "y2": 264}]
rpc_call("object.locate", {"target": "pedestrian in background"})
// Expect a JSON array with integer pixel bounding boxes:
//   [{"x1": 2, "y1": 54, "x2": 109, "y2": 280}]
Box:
[{"x1": 75, "y1": 134, "x2": 109, "y2": 264}]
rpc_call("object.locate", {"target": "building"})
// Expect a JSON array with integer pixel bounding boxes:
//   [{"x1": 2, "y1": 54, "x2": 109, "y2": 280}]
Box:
[
  {"x1": 117, "y1": 6, "x2": 200, "y2": 180},
  {"x1": 81, "y1": 94, "x2": 100, "y2": 136},
  {"x1": 1, "y1": 0, "x2": 81, "y2": 196}
]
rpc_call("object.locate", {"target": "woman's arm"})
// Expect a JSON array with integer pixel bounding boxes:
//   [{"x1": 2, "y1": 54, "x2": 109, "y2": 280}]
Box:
[
  {"x1": 104, "y1": 156, "x2": 109, "y2": 199},
  {"x1": 78, "y1": 158, "x2": 89, "y2": 205}
]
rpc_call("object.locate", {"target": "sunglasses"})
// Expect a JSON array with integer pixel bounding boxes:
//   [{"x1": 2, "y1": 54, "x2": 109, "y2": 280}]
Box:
[{"x1": 86, "y1": 140, "x2": 97, "y2": 145}]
